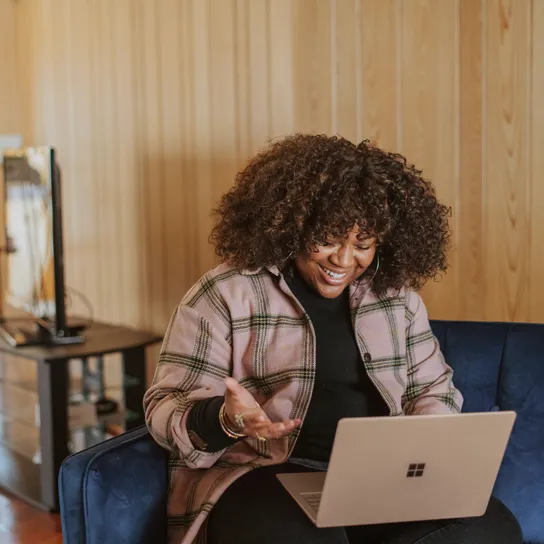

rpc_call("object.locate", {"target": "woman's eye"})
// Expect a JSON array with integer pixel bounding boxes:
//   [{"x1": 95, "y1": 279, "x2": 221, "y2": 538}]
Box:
[{"x1": 357, "y1": 246, "x2": 370, "y2": 251}]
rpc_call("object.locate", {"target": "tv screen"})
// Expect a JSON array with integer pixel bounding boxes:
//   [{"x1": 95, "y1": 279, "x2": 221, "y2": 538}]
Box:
[{"x1": 2, "y1": 147, "x2": 60, "y2": 328}]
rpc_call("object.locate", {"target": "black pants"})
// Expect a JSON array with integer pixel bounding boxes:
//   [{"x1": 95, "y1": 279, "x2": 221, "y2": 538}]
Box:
[{"x1": 207, "y1": 464, "x2": 523, "y2": 544}]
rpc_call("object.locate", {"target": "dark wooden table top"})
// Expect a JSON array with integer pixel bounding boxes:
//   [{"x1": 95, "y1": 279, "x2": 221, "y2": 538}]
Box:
[{"x1": 0, "y1": 320, "x2": 162, "y2": 362}]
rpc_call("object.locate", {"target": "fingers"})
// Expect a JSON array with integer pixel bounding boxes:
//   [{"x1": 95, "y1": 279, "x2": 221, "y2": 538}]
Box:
[
  {"x1": 227, "y1": 406, "x2": 300, "y2": 440},
  {"x1": 248, "y1": 418, "x2": 301, "y2": 440}
]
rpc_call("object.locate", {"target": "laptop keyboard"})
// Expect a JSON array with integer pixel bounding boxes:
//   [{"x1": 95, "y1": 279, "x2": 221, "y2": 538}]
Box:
[{"x1": 301, "y1": 492, "x2": 322, "y2": 512}]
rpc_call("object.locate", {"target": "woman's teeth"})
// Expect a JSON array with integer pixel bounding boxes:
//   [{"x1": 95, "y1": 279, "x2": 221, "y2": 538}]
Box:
[{"x1": 321, "y1": 266, "x2": 347, "y2": 279}]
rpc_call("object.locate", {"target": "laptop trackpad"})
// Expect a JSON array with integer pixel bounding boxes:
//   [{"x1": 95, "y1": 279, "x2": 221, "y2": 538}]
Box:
[
  {"x1": 277, "y1": 471, "x2": 327, "y2": 495},
  {"x1": 277, "y1": 472, "x2": 327, "y2": 521}
]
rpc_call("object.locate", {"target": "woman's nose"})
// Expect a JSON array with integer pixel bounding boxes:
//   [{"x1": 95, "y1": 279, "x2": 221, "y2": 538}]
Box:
[{"x1": 330, "y1": 244, "x2": 354, "y2": 268}]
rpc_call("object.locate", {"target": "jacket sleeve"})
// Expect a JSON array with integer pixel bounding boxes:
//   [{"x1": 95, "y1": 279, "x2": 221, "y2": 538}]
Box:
[
  {"x1": 143, "y1": 289, "x2": 233, "y2": 469},
  {"x1": 402, "y1": 290, "x2": 463, "y2": 415}
]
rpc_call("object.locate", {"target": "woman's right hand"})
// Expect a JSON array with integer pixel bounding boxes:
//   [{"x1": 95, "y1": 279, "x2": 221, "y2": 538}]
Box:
[{"x1": 223, "y1": 377, "x2": 301, "y2": 440}]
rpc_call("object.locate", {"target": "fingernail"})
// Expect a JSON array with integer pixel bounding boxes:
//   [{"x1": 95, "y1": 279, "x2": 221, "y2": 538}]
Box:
[
  {"x1": 257, "y1": 415, "x2": 265, "y2": 422},
  {"x1": 278, "y1": 424, "x2": 284, "y2": 431}
]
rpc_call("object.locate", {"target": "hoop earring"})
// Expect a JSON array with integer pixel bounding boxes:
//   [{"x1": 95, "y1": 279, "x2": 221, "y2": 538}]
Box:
[{"x1": 360, "y1": 253, "x2": 380, "y2": 286}]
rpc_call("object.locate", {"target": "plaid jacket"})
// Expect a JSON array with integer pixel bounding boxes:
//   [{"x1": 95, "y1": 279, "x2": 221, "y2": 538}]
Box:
[{"x1": 144, "y1": 263, "x2": 463, "y2": 544}]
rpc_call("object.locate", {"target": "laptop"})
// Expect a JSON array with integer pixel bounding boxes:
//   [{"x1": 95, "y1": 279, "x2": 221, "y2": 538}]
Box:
[{"x1": 277, "y1": 411, "x2": 516, "y2": 528}]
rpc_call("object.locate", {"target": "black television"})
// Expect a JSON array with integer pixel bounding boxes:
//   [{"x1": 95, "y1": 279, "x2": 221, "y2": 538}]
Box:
[{"x1": 0, "y1": 147, "x2": 85, "y2": 346}]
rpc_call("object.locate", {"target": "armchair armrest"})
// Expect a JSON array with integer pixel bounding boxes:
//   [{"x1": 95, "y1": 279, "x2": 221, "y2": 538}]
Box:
[{"x1": 59, "y1": 426, "x2": 169, "y2": 544}]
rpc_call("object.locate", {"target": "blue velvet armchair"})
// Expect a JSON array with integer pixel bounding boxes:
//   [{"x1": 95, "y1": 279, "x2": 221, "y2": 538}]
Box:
[{"x1": 59, "y1": 320, "x2": 544, "y2": 543}]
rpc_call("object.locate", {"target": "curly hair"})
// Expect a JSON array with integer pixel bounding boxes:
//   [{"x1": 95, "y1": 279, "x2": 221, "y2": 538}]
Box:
[{"x1": 210, "y1": 134, "x2": 451, "y2": 295}]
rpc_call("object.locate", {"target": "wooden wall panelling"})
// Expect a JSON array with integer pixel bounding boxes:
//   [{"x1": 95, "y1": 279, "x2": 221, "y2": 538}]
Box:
[
  {"x1": 359, "y1": 0, "x2": 399, "y2": 151},
  {"x1": 12, "y1": 0, "x2": 41, "y2": 144},
  {"x1": 37, "y1": 0, "x2": 59, "y2": 165},
  {"x1": 112, "y1": 0, "x2": 144, "y2": 327},
  {"x1": 458, "y1": 0, "x2": 484, "y2": 321},
  {"x1": 332, "y1": 0, "x2": 358, "y2": 141},
  {"x1": 191, "y1": 0, "x2": 216, "y2": 285},
  {"x1": 178, "y1": 0, "x2": 200, "y2": 298},
  {"x1": 129, "y1": 0, "x2": 151, "y2": 330},
  {"x1": 268, "y1": 0, "x2": 295, "y2": 140},
  {"x1": 484, "y1": 0, "x2": 531, "y2": 322},
  {"x1": 530, "y1": 0, "x2": 544, "y2": 323},
  {"x1": 91, "y1": 0, "x2": 115, "y2": 323},
  {"x1": 12, "y1": 0, "x2": 34, "y2": 143},
  {"x1": 209, "y1": 0, "x2": 239, "y2": 245},
  {"x1": 248, "y1": 0, "x2": 272, "y2": 149},
  {"x1": 401, "y1": 0, "x2": 460, "y2": 320},
  {"x1": 157, "y1": 0, "x2": 189, "y2": 317},
  {"x1": 234, "y1": 0, "x2": 251, "y2": 163},
  {"x1": 0, "y1": 0, "x2": 20, "y2": 316},
  {"x1": 105, "y1": 0, "x2": 135, "y2": 327},
  {"x1": 26, "y1": 0, "x2": 94, "y2": 322},
  {"x1": 0, "y1": 0, "x2": 20, "y2": 134},
  {"x1": 293, "y1": 0, "x2": 333, "y2": 134},
  {"x1": 138, "y1": 0, "x2": 168, "y2": 330},
  {"x1": 62, "y1": 0, "x2": 92, "y2": 323},
  {"x1": 5, "y1": 0, "x2": 544, "y2": 335}
]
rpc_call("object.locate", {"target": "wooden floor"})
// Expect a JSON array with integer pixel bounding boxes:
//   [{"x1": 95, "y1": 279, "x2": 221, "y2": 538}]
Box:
[{"x1": 0, "y1": 491, "x2": 62, "y2": 544}]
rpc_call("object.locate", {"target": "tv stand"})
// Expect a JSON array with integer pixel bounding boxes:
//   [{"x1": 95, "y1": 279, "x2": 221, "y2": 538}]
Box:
[
  {"x1": 0, "y1": 319, "x2": 162, "y2": 511},
  {"x1": 0, "y1": 317, "x2": 86, "y2": 347}
]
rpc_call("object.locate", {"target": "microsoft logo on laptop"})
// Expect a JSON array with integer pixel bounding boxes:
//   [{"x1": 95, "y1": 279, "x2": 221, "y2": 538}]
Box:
[{"x1": 406, "y1": 463, "x2": 426, "y2": 478}]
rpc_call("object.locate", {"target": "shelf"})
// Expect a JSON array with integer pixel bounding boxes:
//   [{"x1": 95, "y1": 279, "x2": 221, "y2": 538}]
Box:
[
  {"x1": 0, "y1": 322, "x2": 154, "y2": 511},
  {"x1": 70, "y1": 427, "x2": 118, "y2": 454},
  {"x1": 0, "y1": 352, "x2": 142, "y2": 396},
  {"x1": 0, "y1": 401, "x2": 141, "y2": 461},
  {"x1": 0, "y1": 441, "x2": 42, "y2": 508},
  {"x1": 68, "y1": 407, "x2": 140, "y2": 432},
  {"x1": 0, "y1": 354, "x2": 38, "y2": 394},
  {"x1": 0, "y1": 371, "x2": 141, "y2": 396},
  {"x1": 68, "y1": 376, "x2": 140, "y2": 404},
  {"x1": 69, "y1": 410, "x2": 140, "y2": 453},
  {"x1": 0, "y1": 412, "x2": 39, "y2": 462},
  {"x1": 0, "y1": 379, "x2": 38, "y2": 425}
]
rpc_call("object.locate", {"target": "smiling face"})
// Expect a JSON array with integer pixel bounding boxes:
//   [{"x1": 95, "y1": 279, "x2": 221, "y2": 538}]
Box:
[{"x1": 294, "y1": 225, "x2": 377, "y2": 299}]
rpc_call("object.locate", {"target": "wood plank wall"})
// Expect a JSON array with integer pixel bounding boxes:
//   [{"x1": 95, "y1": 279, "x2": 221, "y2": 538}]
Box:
[
  {"x1": 6, "y1": 0, "x2": 544, "y2": 334},
  {"x1": 0, "y1": 0, "x2": 20, "y2": 135}
]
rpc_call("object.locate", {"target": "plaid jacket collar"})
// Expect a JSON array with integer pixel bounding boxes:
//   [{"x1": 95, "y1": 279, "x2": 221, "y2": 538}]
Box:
[
  {"x1": 240, "y1": 264, "x2": 373, "y2": 306},
  {"x1": 239, "y1": 265, "x2": 280, "y2": 276}
]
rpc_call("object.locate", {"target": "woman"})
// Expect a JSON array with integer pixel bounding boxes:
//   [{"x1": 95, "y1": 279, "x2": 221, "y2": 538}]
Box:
[{"x1": 144, "y1": 134, "x2": 522, "y2": 544}]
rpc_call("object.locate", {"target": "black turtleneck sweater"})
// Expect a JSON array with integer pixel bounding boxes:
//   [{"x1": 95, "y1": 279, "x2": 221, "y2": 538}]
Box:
[{"x1": 286, "y1": 268, "x2": 389, "y2": 462}]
